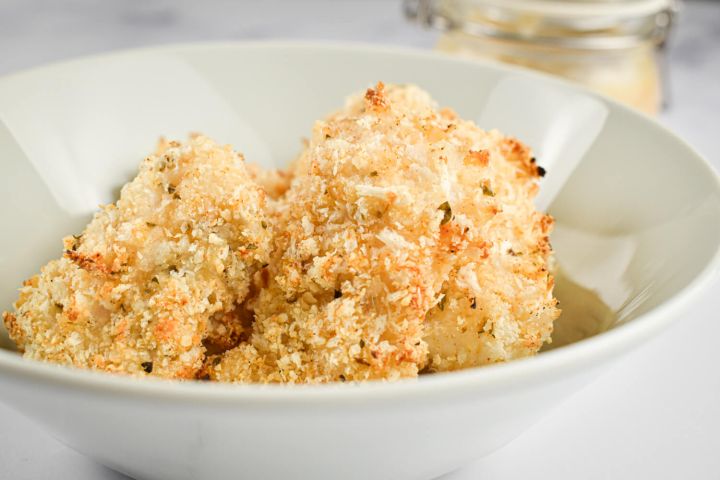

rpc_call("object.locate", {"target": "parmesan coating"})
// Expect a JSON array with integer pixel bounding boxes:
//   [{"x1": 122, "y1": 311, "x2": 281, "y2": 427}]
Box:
[
  {"x1": 3, "y1": 83, "x2": 559, "y2": 383},
  {"x1": 207, "y1": 83, "x2": 559, "y2": 382},
  {"x1": 422, "y1": 124, "x2": 560, "y2": 371},
  {"x1": 2, "y1": 136, "x2": 271, "y2": 378},
  {"x1": 246, "y1": 163, "x2": 292, "y2": 201},
  {"x1": 205, "y1": 83, "x2": 456, "y2": 383}
]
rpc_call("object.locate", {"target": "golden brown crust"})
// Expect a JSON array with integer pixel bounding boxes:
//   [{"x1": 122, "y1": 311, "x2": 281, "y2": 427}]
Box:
[
  {"x1": 63, "y1": 250, "x2": 115, "y2": 275},
  {"x1": 424, "y1": 130, "x2": 560, "y2": 371},
  {"x1": 3, "y1": 136, "x2": 271, "y2": 378},
  {"x1": 245, "y1": 163, "x2": 292, "y2": 201},
  {"x1": 3, "y1": 83, "x2": 559, "y2": 383},
  {"x1": 2, "y1": 312, "x2": 24, "y2": 351},
  {"x1": 364, "y1": 81, "x2": 387, "y2": 111},
  {"x1": 206, "y1": 83, "x2": 455, "y2": 383},
  {"x1": 463, "y1": 149, "x2": 490, "y2": 167},
  {"x1": 207, "y1": 83, "x2": 559, "y2": 383}
]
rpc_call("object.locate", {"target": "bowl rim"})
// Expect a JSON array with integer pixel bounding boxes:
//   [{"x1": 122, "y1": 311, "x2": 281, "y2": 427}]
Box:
[{"x1": 0, "y1": 40, "x2": 718, "y2": 404}]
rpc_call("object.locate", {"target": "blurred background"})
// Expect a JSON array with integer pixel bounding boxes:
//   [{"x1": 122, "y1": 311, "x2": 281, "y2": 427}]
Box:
[
  {"x1": 0, "y1": 1, "x2": 718, "y2": 480},
  {"x1": 0, "y1": 0, "x2": 717, "y2": 155}
]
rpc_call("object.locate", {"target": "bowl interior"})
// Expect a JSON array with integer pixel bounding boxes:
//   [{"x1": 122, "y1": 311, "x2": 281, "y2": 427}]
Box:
[{"x1": 0, "y1": 43, "x2": 718, "y2": 354}]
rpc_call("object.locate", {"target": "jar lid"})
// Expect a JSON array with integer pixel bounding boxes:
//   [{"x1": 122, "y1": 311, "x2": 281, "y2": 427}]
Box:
[
  {"x1": 405, "y1": 0, "x2": 678, "y2": 50},
  {"x1": 464, "y1": 0, "x2": 673, "y2": 19}
]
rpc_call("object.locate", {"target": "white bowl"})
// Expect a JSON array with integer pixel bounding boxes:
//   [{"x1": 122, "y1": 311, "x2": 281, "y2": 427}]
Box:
[{"x1": 0, "y1": 42, "x2": 718, "y2": 480}]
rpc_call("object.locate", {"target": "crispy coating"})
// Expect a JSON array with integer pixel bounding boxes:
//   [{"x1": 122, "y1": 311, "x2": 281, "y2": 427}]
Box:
[
  {"x1": 205, "y1": 83, "x2": 456, "y2": 383},
  {"x1": 3, "y1": 84, "x2": 559, "y2": 383},
  {"x1": 246, "y1": 163, "x2": 292, "y2": 201},
  {"x1": 207, "y1": 83, "x2": 559, "y2": 382},
  {"x1": 2, "y1": 136, "x2": 271, "y2": 378},
  {"x1": 422, "y1": 127, "x2": 560, "y2": 371}
]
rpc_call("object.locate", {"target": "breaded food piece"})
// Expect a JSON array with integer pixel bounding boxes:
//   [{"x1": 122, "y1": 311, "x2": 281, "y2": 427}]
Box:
[
  {"x1": 421, "y1": 112, "x2": 560, "y2": 371},
  {"x1": 205, "y1": 83, "x2": 456, "y2": 383},
  {"x1": 2, "y1": 136, "x2": 271, "y2": 378},
  {"x1": 208, "y1": 83, "x2": 559, "y2": 382}
]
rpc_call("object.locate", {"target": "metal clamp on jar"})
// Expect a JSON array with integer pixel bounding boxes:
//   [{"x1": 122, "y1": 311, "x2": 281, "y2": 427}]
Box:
[{"x1": 405, "y1": 0, "x2": 678, "y2": 115}]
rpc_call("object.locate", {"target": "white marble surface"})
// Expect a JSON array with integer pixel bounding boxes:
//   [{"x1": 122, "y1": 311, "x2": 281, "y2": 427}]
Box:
[{"x1": 0, "y1": 1, "x2": 718, "y2": 479}]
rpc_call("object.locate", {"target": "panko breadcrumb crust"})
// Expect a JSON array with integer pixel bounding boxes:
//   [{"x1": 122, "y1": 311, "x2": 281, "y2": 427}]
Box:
[
  {"x1": 3, "y1": 83, "x2": 559, "y2": 383},
  {"x1": 3, "y1": 136, "x2": 271, "y2": 379},
  {"x1": 204, "y1": 83, "x2": 456, "y2": 383},
  {"x1": 246, "y1": 163, "x2": 292, "y2": 202},
  {"x1": 204, "y1": 83, "x2": 559, "y2": 383}
]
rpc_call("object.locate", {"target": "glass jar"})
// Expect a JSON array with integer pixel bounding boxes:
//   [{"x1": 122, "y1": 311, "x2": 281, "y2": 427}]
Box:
[{"x1": 405, "y1": 0, "x2": 678, "y2": 115}]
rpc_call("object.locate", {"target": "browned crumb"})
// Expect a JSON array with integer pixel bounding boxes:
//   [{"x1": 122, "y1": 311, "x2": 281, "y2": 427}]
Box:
[
  {"x1": 364, "y1": 81, "x2": 388, "y2": 110},
  {"x1": 246, "y1": 163, "x2": 292, "y2": 201}
]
